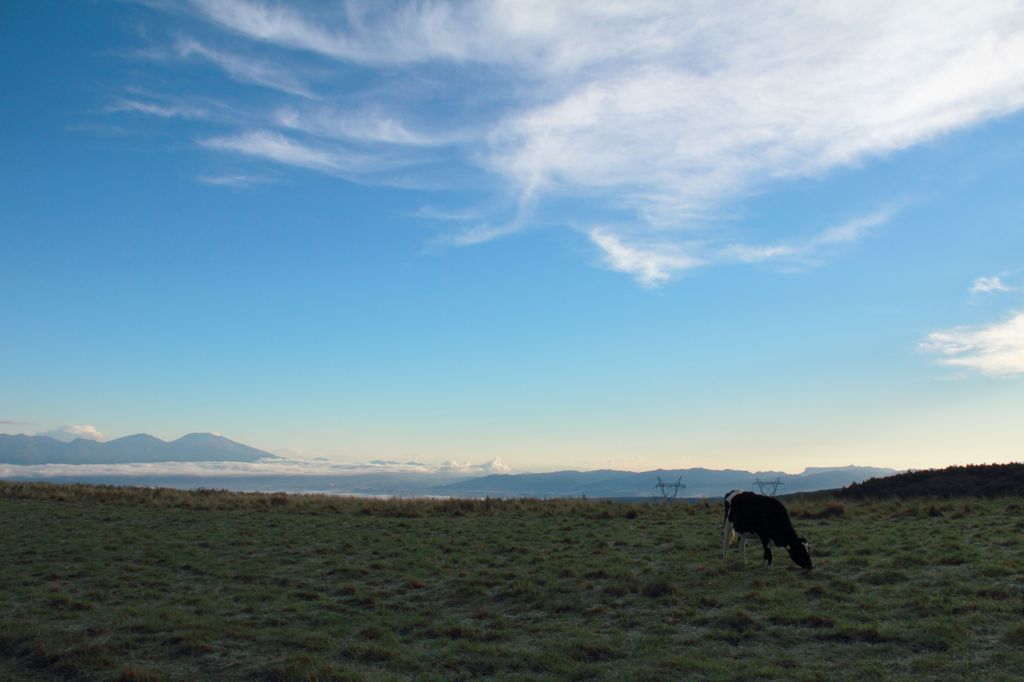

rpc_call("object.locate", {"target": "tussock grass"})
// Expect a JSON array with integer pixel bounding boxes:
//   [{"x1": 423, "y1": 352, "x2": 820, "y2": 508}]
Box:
[
  {"x1": 792, "y1": 500, "x2": 846, "y2": 519},
  {"x1": 1, "y1": 482, "x2": 1022, "y2": 679}
]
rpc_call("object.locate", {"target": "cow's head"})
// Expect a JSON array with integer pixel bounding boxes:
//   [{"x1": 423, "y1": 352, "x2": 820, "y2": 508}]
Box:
[{"x1": 786, "y1": 537, "x2": 813, "y2": 570}]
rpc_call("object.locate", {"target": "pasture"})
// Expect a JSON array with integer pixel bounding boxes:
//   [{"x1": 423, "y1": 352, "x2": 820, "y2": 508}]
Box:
[{"x1": 1, "y1": 482, "x2": 1022, "y2": 680}]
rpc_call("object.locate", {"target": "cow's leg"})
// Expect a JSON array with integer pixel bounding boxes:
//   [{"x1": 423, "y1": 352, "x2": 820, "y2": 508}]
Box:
[
  {"x1": 760, "y1": 535, "x2": 773, "y2": 566},
  {"x1": 722, "y1": 520, "x2": 733, "y2": 562}
]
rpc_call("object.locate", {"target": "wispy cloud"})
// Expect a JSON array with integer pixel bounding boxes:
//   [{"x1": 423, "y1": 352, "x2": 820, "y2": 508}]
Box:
[
  {"x1": 0, "y1": 455, "x2": 512, "y2": 479},
  {"x1": 588, "y1": 228, "x2": 703, "y2": 287},
  {"x1": 481, "y1": 5, "x2": 1024, "y2": 227},
  {"x1": 589, "y1": 206, "x2": 897, "y2": 285},
  {"x1": 188, "y1": 0, "x2": 485, "y2": 65},
  {"x1": 130, "y1": 1, "x2": 1024, "y2": 280},
  {"x1": 922, "y1": 311, "x2": 1024, "y2": 377},
  {"x1": 198, "y1": 129, "x2": 417, "y2": 180},
  {"x1": 108, "y1": 98, "x2": 208, "y2": 119},
  {"x1": 812, "y1": 208, "x2": 897, "y2": 246},
  {"x1": 274, "y1": 106, "x2": 455, "y2": 147},
  {"x1": 37, "y1": 425, "x2": 106, "y2": 442},
  {"x1": 971, "y1": 275, "x2": 1016, "y2": 295},
  {"x1": 414, "y1": 205, "x2": 482, "y2": 223},
  {"x1": 176, "y1": 37, "x2": 317, "y2": 98},
  {"x1": 200, "y1": 130, "x2": 345, "y2": 172},
  {"x1": 440, "y1": 223, "x2": 518, "y2": 247},
  {"x1": 717, "y1": 243, "x2": 801, "y2": 265},
  {"x1": 183, "y1": 3, "x2": 1024, "y2": 177},
  {"x1": 196, "y1": 173, "x2": 271, "y2": 188}
]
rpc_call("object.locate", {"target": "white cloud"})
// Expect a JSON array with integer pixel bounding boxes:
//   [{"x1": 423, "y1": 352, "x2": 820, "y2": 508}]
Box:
[
  {"x1": 275, "y1": 106, "x2": 454, "y2": 147},
  {"x1": 0, "y1": 454, "x2": 513, "y2": 479},
  {"x1": 187, "y1": 3, "x2": 1024, "y2": 186},
  {"x1": 37, "y1": 425, "x2": 106, "y2": 442},
  {"x1": 415, "y1": 205, "x2": 482, "y2": 223},
  {"x1": 589, "y1": 206, "x2": 896, "y2": 285},
  {"x1": 588, "y1": 228, "x2": 703, "y2": 287},
  {"x1": 189, "y1": 0, "x2": 541, "y2": 66},
  {"x1": 109, "y1": 98, "x2": 208, "y2": 119},
  {"x1": 200, "y1": 130, "x2": 346, "y2": 171},
  {"x1": 196, "y1": 173, "x2": 271, "y2": 187},
  {"x1": 438, "y1": 457, "x2": 510, "y2": 474},
  {"x1": 198, "y1": 129, "x2": 419, "y2": 179},
  {"x1": 176, "y1": 38, "x2": 317, "y2": 98},
  {"x1": 812, "y1": 208, "x2": 897, "y2": 246},
  {"x1": 139, "y1": 2, "x2": 1024, "y2": 280},
  {"x1": 923, "y1": 311, "x2": 1024, "y2": 376},
  {"x1": 717, "y1": 243, "x2": 801, "y2": 265},
  {"x1": 971, "y1": 275, "x2": 1016, "y2": 295},
  {"x1": 189, "y1": 0, "x2": 373, "y2": 62},
  {"x1": 443, "y1": 223, "x2": 522, "y2": 246},
  {"x1": 482, "y1": 3, "x2": 1024, "y2": 228}
]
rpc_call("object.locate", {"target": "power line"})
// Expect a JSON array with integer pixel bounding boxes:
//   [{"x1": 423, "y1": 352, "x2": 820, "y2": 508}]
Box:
[
  {"x1": 753, "y1": 477, "x2": 784, "y2": 496},
  {"x1": 653, "y1": 475, "x2": 685, "y2": 502}
]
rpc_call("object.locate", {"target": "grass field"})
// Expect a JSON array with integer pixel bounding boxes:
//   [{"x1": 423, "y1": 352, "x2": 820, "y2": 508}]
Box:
[{"x1": 1, "y1": 482, "x2": 1023, "y2": 680}]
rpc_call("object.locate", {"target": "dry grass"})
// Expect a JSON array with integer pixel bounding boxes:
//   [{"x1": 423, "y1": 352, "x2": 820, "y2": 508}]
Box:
[{"x1": 1, "y1": 482, "x2": 1022, "y2": 680}]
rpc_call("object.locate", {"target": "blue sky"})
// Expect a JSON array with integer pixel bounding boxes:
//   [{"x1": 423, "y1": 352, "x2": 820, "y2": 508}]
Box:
[{"x1": 2, "y1": 1, "x2": 1023, "y2": 473}]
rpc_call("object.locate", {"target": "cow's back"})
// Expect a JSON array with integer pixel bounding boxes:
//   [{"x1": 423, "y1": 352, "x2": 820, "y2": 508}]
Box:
[{"x1": 727, "y1": 491, "x2": 786, "y2": 535}]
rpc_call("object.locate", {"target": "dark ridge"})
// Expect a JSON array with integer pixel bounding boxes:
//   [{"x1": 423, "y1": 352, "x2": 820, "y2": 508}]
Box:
[{"x1": 838, "y1": 462, "x2": 1024, "y2": 499}]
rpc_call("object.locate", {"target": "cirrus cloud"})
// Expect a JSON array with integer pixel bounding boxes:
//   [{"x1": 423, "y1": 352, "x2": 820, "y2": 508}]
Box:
[
  {"x1": 922, "y1": 311, "x2": 1024, "y2": 377},
  {"x1": 175, "y1": 37, "x2": 318, "y2": 98},
  {"x1": 123, "y1": 1, "x2": 1024, "y2": 283},
  {"x1": 108, "y1": 98, "x2": 209, "y2": 119},
  {"x1": 971, "y1": 275, "x2": 1016, "y2": 295},
  {"x1": 588, "y1": 228, "x2": 704, "y2": 287}
]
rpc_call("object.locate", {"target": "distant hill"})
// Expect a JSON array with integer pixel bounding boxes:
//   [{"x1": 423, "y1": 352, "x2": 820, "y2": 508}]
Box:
[
  {"x1": 839, "y1": 463, "x2": 1024, "y2": 499},
  {"x1": 0, "y1": 433, "x2": 276, "y2": 465},
  {"x1": 431, "y1": 465, "x2": 896, "y2": 499}
]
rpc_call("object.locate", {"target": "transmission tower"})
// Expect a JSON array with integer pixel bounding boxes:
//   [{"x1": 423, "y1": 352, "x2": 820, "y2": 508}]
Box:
[
  {"x1": 754, "y1": 477, "x2": 784, "y2": 496},
  {"x1": 653, "y1": 475, "x2": 685, "y2": 502}
]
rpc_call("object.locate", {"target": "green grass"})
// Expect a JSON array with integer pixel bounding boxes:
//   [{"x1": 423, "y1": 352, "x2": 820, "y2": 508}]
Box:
[{"x1": 1, "y1": 482, "x2": 1023, "y2": 680}]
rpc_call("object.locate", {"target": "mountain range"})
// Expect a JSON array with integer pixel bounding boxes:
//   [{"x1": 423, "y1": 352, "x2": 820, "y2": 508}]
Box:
[
  {"x1": 0, "y1": 432, "x2": 897, "y2": 498},
  {"x1": 0, "y1": 433, "x2": 276, "y2": 465},
  {"x1": 430, "y1": 465, "x2": 898, "y2": 499}
]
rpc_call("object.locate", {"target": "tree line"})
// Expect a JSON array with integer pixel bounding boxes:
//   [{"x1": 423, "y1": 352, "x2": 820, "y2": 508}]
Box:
[{"x1": 840, "y1": 462, "x2": 1024, "y2": 499}]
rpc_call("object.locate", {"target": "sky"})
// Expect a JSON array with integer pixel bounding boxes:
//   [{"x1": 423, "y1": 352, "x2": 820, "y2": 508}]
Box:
[{"x1": 2, "y1": 0, "x2": 1023, "y2": 474}]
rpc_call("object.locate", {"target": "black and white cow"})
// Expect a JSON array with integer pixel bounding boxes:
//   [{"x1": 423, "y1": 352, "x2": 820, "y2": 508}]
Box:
[{"x1": 722, "y1": 490, "x2": 812, "y2": 570}]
